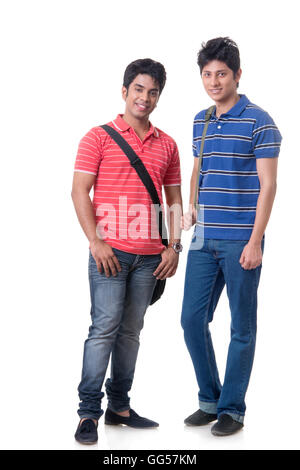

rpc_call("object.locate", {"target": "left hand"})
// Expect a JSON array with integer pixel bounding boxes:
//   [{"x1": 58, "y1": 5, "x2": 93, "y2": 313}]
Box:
[
  {"x1": 239, "y1": 242, "x2": 263, "y2": 270},
  {"x1": 153, "y1": 248, "x2": 179, "y2": 280}
]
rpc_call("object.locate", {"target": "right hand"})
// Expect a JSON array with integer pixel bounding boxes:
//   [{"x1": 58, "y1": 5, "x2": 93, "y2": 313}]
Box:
[
  {"x1": 180, "y1": 207, "x2": 197, "y2": 231},
  {"x1": 90, "y1": 239, "x2": 122, "y2": 277}
]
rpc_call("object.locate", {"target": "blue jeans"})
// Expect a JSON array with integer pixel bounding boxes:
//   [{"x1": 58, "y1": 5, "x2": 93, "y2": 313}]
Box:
[
  {"x1": 77, "y1": 248, "x2": 161, "y2": 420},
  {"x1": 181, "y1": 237, "x2": 264, "y2": 423}
]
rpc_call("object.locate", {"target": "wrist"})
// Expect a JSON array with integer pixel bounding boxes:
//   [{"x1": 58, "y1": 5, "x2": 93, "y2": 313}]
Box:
[
  {"x1": 168, "y1": 241, "x2": 183, "y2": 253},
  {"x1": 90, "y1": 237, "x2": 105, "y2": 248},
  {"x1": 248, "y1": 237, "x2": 262, "y2": 247}
]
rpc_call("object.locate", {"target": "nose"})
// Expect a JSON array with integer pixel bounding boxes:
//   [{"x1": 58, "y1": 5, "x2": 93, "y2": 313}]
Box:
[
  {"x1": 142, "y1": 90, "x2": 150, "y2": 102},
  {"x1": 210, "y1": 74, "x2": 219, "y2": 87}
]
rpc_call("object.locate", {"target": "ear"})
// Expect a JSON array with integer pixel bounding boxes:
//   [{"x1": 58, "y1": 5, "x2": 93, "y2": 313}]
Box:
[
  {"x1": 122, "y1": 86, "x2": 128, "y2": 101},
  {"x1": 153, "y1": 96, "x2": 159, "y2": 109},
  {"x1": 235, "y1": 68, "x2": 242, "y2": 86}
]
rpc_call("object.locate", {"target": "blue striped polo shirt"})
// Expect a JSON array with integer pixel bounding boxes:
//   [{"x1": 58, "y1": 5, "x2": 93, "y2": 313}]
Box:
[{"x1": 193, "y1": 94, "x2": 282, "y2": 240}]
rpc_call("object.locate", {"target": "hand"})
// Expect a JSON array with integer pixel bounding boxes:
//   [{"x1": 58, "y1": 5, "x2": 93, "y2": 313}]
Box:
[
  {"x1": 239, "y1": 242, "x2": 263, "y2": 270},
  {"x1": 153, "y1": 247, "x2": 179, "y2": 280},
  {"x1": 181, "y1": 207, "x2": 197, "y2": 231},
  {"x1": 90, "y1": 239, "x2": 122, "y2": 277}
]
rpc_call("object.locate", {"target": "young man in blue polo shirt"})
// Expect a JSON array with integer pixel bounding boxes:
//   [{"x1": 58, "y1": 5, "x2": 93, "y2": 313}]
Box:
[{"x1": 181, "y1": 37, "x2": 282, "y2": 436}]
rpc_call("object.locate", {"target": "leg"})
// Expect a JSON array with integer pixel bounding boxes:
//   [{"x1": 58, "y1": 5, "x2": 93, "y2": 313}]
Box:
[
  {"x1": 105, "y1": 252, "x2": 161, "y2": 412},
  {"x1": 216, "y1": 239, "x2": 264, "y2": 422},
  {"x1": 77, "y1": 250, "x2": 131, "y2": 420},
  {"x1": 181, "y1": 239, "x2": 225, "y2": 414}
]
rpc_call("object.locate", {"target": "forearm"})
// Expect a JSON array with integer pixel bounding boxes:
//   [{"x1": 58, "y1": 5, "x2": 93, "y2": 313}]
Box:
[
  {"x1": 165, "y1": 193, "x2": 183, "y2": 242},
  {"x1": 71, "y1": 190, "x2": 100, "y2": 244},
  {"x1": 189, "y1": 170, "x2": 197, "y2": 208},
  {"x1": 249, "y1": 183, "x2": 277, "y2": 245}
]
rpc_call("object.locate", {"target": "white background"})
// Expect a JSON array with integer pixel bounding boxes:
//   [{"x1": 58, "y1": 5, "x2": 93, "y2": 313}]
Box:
[{"x1": 0, "y1": 0, "x2": 299, "y2": 450}]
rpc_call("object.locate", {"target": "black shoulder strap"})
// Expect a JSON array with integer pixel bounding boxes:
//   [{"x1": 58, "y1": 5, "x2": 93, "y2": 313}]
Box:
[{"x1": 100, "y1": 124, "x2": 168, "y2": 247}]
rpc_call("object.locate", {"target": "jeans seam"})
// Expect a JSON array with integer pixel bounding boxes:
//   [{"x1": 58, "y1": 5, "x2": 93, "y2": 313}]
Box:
[
  {"x1": 88, "y1": 273, "x2": 95, "y2": 324},
  {"x1": 238, "y1": 268, "x2": 259, "y2": 405},
  {"x1": 204, "y1": 267, "x2": 222, "y2": 397}
]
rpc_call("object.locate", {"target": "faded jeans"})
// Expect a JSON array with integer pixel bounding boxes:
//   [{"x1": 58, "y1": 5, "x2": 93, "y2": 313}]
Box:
[
  {"x1": 181, "y1": 237, "x2": 264, "y2": 423},
  {"x1": 77, "y1": 248, "x2": 161, "y2": 420}
]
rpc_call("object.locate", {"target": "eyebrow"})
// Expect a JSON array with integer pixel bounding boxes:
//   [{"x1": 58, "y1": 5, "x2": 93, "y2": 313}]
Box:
[
  {"x1": 202, "y1": 69, "x2": 227, "y2": 73},
  {"x1": 134, "y1": 83, "x2": 159, "y2": 91}
]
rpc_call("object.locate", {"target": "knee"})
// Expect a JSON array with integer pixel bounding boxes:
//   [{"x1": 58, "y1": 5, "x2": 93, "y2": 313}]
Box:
[
  {"x1": 181, "y1": 303, "x2": 210, "y2": 334},
  {"x1": 87, "y1": 319, "x2": 120, "y2": 340},
  {"x1": 181, "y1": 300, "x2": 191, "y2": 330},
  {"x1": 181, "y1": 310, "x2": 200, "y2": 332},
  {"x1": 180, "y1": 311, "x2": 187, "y2": 330},
  {"x1": 118, "y1": 319, "x2": 145, "y2": 339}
]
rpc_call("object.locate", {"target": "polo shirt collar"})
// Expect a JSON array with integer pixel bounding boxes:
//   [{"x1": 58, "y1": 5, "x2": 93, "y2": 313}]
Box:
[
  {"x1": 212, "y1": 94, "x2": 250, "y2": 118},
  {"x1": 112, "y1": 114, "x2": 159, "y2": 137}
]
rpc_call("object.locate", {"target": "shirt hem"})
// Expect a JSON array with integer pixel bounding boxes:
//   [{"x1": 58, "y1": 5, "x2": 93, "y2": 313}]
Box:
[
  {"x1": 103, "y1": 239, "x2": 165, "y2": 255},
  {"x1": 195, "y1": 227, "x2": 254, "y2": 240}
]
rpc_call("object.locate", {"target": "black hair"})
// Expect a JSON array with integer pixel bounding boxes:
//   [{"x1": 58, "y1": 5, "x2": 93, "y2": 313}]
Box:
[
  {"x1": 197, "y1": 37, "x2": 240, "y2": 76},
  {"x1": 123, "y1": 58, "x2": 166, "y2": 94}
]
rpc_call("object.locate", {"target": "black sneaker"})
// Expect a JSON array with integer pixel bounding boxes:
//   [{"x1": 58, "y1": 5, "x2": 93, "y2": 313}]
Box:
[
  {"x1": 74, "y1": 418, "x2": 98, "y2": 444},
  {"x1": 105, "y1": 408, "x2": 159, "y2": 428},
  {"x1": 184, "y1": 409, "x2": 217, "y2": 426},
  {"x1": 211, "y1": 414, "x2": 243, "y2": 436}
]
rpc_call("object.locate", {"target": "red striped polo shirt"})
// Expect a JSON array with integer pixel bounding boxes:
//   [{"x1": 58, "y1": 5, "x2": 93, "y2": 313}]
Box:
[{"x1": 74, "y1": 114, "x2": 181, "y2": 254}]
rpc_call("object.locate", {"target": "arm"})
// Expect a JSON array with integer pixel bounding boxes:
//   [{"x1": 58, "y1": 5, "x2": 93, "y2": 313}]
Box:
[
  {"x1": 165, "y1": 185, "x2": 183, "y2": 243},
  {"x1": 71, "y1": 172, "x2": 121, "y2": 277},
  {"x1": 181, "y1": 157, "x2": 199, "y2": 230},
  {"x1": 153, "y1": 185, "x2": 183, "y2": 280},
  {"x1": 239, "y1": 157, "x2": 278, "y2": 270}
]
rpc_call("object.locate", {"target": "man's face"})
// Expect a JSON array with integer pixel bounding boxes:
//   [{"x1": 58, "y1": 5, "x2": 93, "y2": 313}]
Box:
[
  {"x1": 201, "y1": 60, "x2": 241, "y2": 104},
  {"x1": 122, "y1": 73, "x2": 160, "y2": 120}
]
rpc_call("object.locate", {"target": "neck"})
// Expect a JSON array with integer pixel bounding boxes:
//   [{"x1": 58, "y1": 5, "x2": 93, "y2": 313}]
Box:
[
  {"x1": 215, "y1": 93, "x2": 240, "y2": 118},
  {"x1": 122, "y1": 111, "x2": 150, "y2": 137}
]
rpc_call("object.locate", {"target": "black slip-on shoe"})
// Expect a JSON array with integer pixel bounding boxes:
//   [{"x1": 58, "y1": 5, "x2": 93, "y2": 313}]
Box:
[
  {"x1": 211, "y1": 414, "x2": 243, "y2": 436},
  {"x1": 74, "y1": 418, "x2": 98, "y2": 444},
  {"x1": 184, "y1": 409, "x2": 217, "y2": 426},
  {"x1": 104, "y1": 408, "x2": 159, "y2": 428}
]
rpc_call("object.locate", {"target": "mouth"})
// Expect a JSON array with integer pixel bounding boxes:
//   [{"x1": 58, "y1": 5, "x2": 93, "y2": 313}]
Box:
[
  {"x1": 135, "y1": 102, "x2": 149, "y2": 111},
  {"x1": 209, "y1": 88, "x2": 222, "y2": 94}
]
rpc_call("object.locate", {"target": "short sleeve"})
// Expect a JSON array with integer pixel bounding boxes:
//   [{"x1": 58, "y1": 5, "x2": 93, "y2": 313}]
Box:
[
  {"x1": 252, "y1": 112, "x2": 282, "y2": 159},
  {"x1": 192, "y1": 118, "x2": 199, "y2": 157},
  {"x1": 74, "y1": 127, "x2": 103, "y2": 175},
  {"x1": 163, "y1": 141, "x2": 181, "y2": 186},
  {"x1": 192, "y1": 111, "x2": 206, "y2": 158}
]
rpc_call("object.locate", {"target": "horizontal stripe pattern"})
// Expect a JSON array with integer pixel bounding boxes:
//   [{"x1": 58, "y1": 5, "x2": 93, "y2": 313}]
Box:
[
  {"x1": 193, "y1": 94, "x2": 282, "y2": 240},
  {"x1": 74, "y1": 114, "x2": 181, "y2": 254}
]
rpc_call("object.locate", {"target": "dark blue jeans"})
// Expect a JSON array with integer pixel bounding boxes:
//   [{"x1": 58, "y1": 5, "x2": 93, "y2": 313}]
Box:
[
  {"x1": 181, "y1": 237, "x2": 264, "y2": 423},
  {"x1": 77, "y1": 248, "x2": 161, "y2": 420}
]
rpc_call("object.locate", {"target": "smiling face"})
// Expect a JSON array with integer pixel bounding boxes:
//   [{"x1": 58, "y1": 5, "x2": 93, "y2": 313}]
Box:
[
  {"x1": 201, "y1": 60, "x2": 242, "y2": 105},
  {"x1": 122, "y1": 73, "x2": 160, "y2": 121}
]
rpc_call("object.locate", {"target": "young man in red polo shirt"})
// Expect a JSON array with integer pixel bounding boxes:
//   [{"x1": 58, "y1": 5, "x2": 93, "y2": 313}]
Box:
[{"x1": 72, "y1": 58, "x2": 182, "y2": 444}]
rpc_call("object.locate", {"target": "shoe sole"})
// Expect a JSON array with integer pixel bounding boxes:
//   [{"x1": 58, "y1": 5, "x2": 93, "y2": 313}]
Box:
[
  {"x1": 184, "y1": 419, "x2": 216, "y2": 428},
  {"x1": 105, "y1": 420, "x2": 159, "y2": 428},
  {"x1": 75, "y1": 437, "x2": 98, "y2": 445},
  {"x1": 211, "y1": 427, "x2": 243, "y2": 437},
  {"x1": 104, "y1": 420, "x2": 122, "y2": 426}
]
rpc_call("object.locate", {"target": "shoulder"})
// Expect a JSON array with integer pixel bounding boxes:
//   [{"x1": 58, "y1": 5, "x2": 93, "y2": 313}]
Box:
[
  {"x1": 243, "y1": 101, "x2": 277, "y2": 127},
  {"x1": 243, "y1": 101, "x2": 282, "y2": 153},
  {"x1": 80, "y1": 125, "x2": 106, "y2": 141},
  {"x1": 80, "y1": 122, "x2": 115, "y2": 149},
  {"x1": 155, "y1": 127, "x2": 179, "y2": 152},
  {"x1": 194, "y1": 108, "x2": 209, "y2": 123}
]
